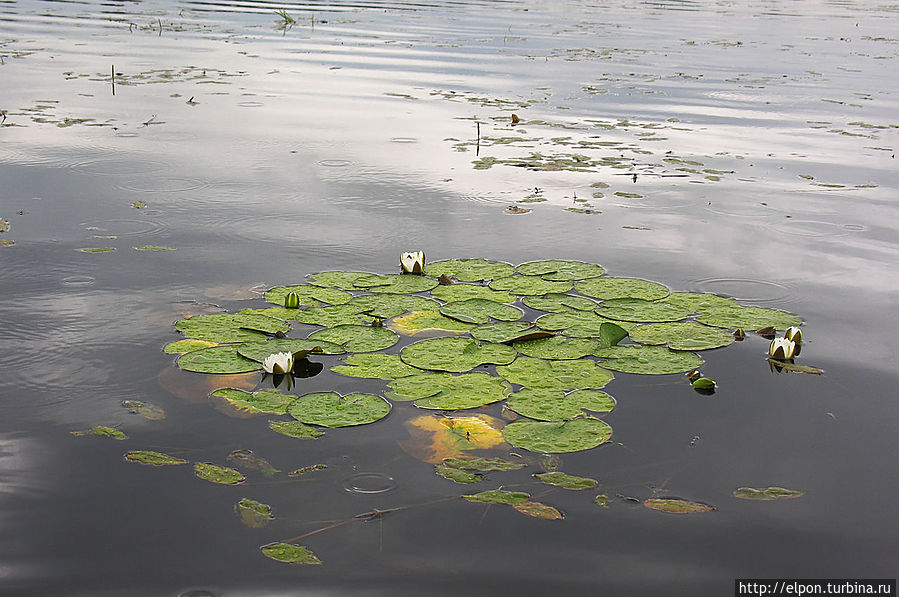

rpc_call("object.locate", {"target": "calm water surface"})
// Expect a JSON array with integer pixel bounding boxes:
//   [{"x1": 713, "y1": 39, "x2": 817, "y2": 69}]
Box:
[{"x1": 1, "y1": 1, "x2": 897, "y2": 595}]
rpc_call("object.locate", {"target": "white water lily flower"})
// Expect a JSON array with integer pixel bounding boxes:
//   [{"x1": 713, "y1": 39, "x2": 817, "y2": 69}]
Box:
[
  {"x1": 400, "y1": 251, "x2": 425, "y2": 274},
  {"x1": 784, "y1": 326, "x2": 802, "y2": 344},
  {"x1": 262, "y1": 351, "x2": 294, "y2": 375},
  {"x1": 768, "y1": 337, "x2": 796, "y2": 360}
]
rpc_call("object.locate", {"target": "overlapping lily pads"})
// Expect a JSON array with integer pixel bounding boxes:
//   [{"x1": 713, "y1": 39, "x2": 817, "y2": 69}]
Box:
[
  {"x1": 502, "y1": 417, "x2": 612, "y2": 453},
  {"x1": 424, "y1": 258, "x2": 514, "y2": 282},
  {"x1": 308, "y1": 325, "x2": 398, "y2": 352},
  {"x1": 307, "y1": 270, "x2": 377, "y2": 289},
  {"x1": 178, "y1": 345, "x2": 262, "y2": 374},
  {"x1": 629, "y1": 321, "x2": 735, "y2": 351},
  {"x1": 516, "y1": 259, "x2": 605, "y2": 281},
  {"x1": 211, "y1": 388, "x2": 295, "y2": 414},
  {"x1": 348, "y1": 294, "x2": 439, "y2": 318},
  {"x1": 513, "y1": 335, "x2": 601, "y2": 360},
  {"x1": 237, "y1": 338, "x2": 344, "y2": 362},
  {"x1": 400, "y1": 337, "x2": 516, "y2": 372},
  {"x1": 470, "y1": 321, "x2": 552, "y2": 344},
  {"x1": 431, "y1": 284, "x2": 515, "y2": 304},
  {"x1": 497, "y1": 357, "x2": 614, "y2": 390},
  {"x1": 387, "y1": 372, "x2": 513, "y2": 410},
  {"x1": 535, "y1": 310, "x2": 633, "y2": 338},
  {"x1": 489, "y1": 275, "x2": 573, "y2": 296},
  {"x1": 292, "y1": 304, "x2": 375, "y2": 327},
  {"x1": 661, "y1": 292, "x2": 738, "y2": 313},
  {"x1": 387, "y1": 310, "x2": 475, "y2": 335},
  {"x1": 439, "y1": 299, "x2": 523, "y2": 324},
  {"x1": 287, "y1": 392, "x2": 391, "y2": 427},
  {"x1": 353, "y1": 273, "x2": 438, "y2": 294},
  {"x1": 507, "y1": 388, "x2": 615, "y2": 421},
  {"x1": 576, "y1": 277, "x2": 670, "y2": 301},
  {"x1": 175, "y1": 313, "x2": 289, "y2": 343}
]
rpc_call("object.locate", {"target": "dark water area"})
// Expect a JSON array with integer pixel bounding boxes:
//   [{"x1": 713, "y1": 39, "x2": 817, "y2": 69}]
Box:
[{"x1": 1, "y1": 1, "x2": 897, "y2": 595}]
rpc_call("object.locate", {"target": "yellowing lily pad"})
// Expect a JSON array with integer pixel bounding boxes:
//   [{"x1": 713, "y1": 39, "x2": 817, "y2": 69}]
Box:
[
  {"x1": 661, "y1": 292, "x2": 738, "y2": 313},
  {"x1": 513, "y1": 335, "x2": 601, "y2": 360},
  {"x1": 576, "y1": 277, "x2": 670, "y2": 301},
  {"x1": 125, "y1": 450, "x2": 187, "y2": 466},
  {"x1": 424, "y1": 258, "x2": 514, "y2": 282},
  {"x1": 439, "y1": 299, "x2": 523, "y2": 324},
  {"x1": 236, "y1": 498, "x2": 273, "y2": 528},
  {"x1": 175, "y1": 313, "x2": 289, "y2": 343},
  {"x1": 237, "y1": 337, "x2": 343, "y2": 362},
  {"x1": 733, "y1": 487, "x2": 805, "y2": 500},
  {"x1": 696, "y1": 305, "x2": 802, "y2": 331},
  {"x1": 386, "y1": 310, "x2": 475, "y2": 335},
  {"x1": 507, "y1": 388, "x2": 615, "y2": 421},
  {"x1": 515, "y1": 259, "x2": 605, "y2": 281},
  {"x1": 430, "y1": 284, "x2": 516, "y2": 304},
  {"x1": 595, "y1": 298, "x2": 690, "y2": 322},
  {"x1": 268, "y1": 419, "x2": 324, "y2": 439},
  {"x1": 387, "y1": 372, "x2": 513, "y2": 410},
  {"x1": 497, "y1": 357, "x2": 614, "y2": 390},
  {"x1": 463, "y1": 490, "x2": 530, "y2": 505},
  {"x1": 400, "y1": 337, "x2": 516, "y2": 373},
  {"x1": 308, "y1": 324, "x2": 398, "y2": 352},
  {"x1": 644, "y1": 498, "x2": 715, "y2": 513},
  {"x1": 400, "y1": 413, "x2": 507, "y2": 463},
  {"x1": 211, "y1": 388, "x2": 295, "y2": 414},
  {"x1": 163, "y1": 339, "x2": 218, "y2": 354},
  {"x1": 331, "y1": 353, "x2": 423, "y2": 379},
  {"x1": 513, "y1": 501, "x2": 564, "y2": 520},
  {"x1": 354, "y1": 273, "x2": 438, "y2": 294},
  {"x1": 502, "y1": 417, "x2": 612, "y2": 453},
  {"x1": 470, "y1": 321, "x2": 552, "y2": 344},
  {"x1": 293, "y1": 304, "x2": 375, "y2": 327},
  {"x1": 489, "y1": 275, "x2": 573, "y2": 296},
  {"x1": 348, "y1": 293, "x2": 439, "y2": 318},
  {"x1": 287, "y1": 392, "x2": 391, "y2": 427},
  {"x1": 594, "y1": 345, "x2": 702, "y2": 374},
  {"x1": 194, "y1": 462, "x2": 245, "y2": 485},
  {"x1": 178, "y1": 345, "x2": 262, "y2": 374},
  {"x1": 629, "y1": 321, "x2": 735, "y2": 351},
  {"x1": 264, "y1": 284, "x2": 353, "y2": 307},
  {"x1": 522, "y1": 293, "x2": 597, "y2": 312},
  {"x1": 534, "y1": 471, "x2": 598, "y2": 490},
  {"x1": 261, "y1": 542, "x2": 321, "y2": 565}
]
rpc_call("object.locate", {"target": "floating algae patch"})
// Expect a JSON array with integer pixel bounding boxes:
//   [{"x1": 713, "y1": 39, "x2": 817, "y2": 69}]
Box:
[
  {"x1": 211, "y1": 388, "x2": 295, "y2": 414},
  {"x1": 502, "y1": 417, "x2": 612, "y2": 454},
  {"x1": 523, "y1": 293, "x2": 597, "y2": 313},
  {"x1": 595, "y1": 345, "x2": 702, "y2": 374},
  {"x1": 595, "y1": 298, "x2": 691, "y2": 323},
  {"x1": 386, "y1": 372, "x2": 513, "y2": 410},
  {"x1": 331, "y1": 353, "x2": 423, "y2": 379},
  {"x1": 629, "y1": 321, "x2": 735, "y2": 351},
  {"x1": 439, "y1": 299, "x2": 523, "y2": 324},
  {"x1": 236, "y1": 498, "x2": 273, "y2": 528},
  {"x1": 507, "y1": 388, "x2": 614, "y2": 421},
  {"x1": 516, "y1": 259, "x2": 605, "y2": 281},
  {"x1": 264, "y1": 284, "x2": 353, "y2": 307},
  {"x1": 733, "y1": 487, "x2": 805, "y2": 501},
  {"x1": 387, "y1": 310, "x2": 475, "y2": 335},
  {"x1": 470, "y1": 321, "x2": 552, "y2": 344},
  {"x1": 430, "y1": 284, "x2": 516, "y2": 304},
  {"x1": 644, "y1": 498, "x2": 715, "y2": 514},
  {"x1": 122, "y1": 400, "x2": 166, "y2": 421},
  {"x1": 424, "y1": 258, "x2": 514, "y2": 282},
  {"x1": 178, "y1": 345, "x2": 261, "y2": 374},
  {"x1": 163, "y1": 339, "x2": 217, "y2": 354},
  {"x1": 71, "y1": 426, "x2": 126, "y2": 440},
  {"x1": 308, "y1": 324, "x2": 398, "y2": 352},
  {"x1": 463, "y1": 490, "x2": 530, "y2": 505},
  {"x1": 489, "y1": 275, "x2": 573, "y2": 296},
  {"x1": 125, "y1": 450, "x2": 187, "y2": 466},
  {"x1": 576, "y1": 277, "x2": 670, "y2": 301},
  {"x1": 348, "y1": 293, "x2": 439, "y2": 318},
  {"x1": 268, "y1": 419, "x2": 324, "y2": 439},
  {"x1": 513, "y1": 335, "x2": 601, "y2": 360},
  {"x1": 400, "y1": 413, "x2": 506, "y2": 463},
  {"x1": 261, "y1": 542, "x2": 321, "y2": 565},
  {"x1": 400, "y1": 337, "x2": 516, "y2": 373},
  {"x1": 535, "y1": 471, "x2": 598, "y2": 490},
  {"x1": 497, "y1": 357, "x2": 614, "y2": 390},
  {"x1": 287, "y1": 392, "x2": 391, "y2": 427},
  {"x1": 696, "y1": 305, "x2": 802, "y2": 331},
  {"x1": 194, "y1": 462, "x2": 245, "y2": 485},
  {"x1": 175, "y1": 312, "x2": 288, "y2": 343}
]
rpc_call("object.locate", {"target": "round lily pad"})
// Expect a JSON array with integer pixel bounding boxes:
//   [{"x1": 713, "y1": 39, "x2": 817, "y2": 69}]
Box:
[
  {"x1": 576, "y1": 277, "x2": 670, "y2": 301},
  {"x1": 175, "y1": 313, "x2": 288, "y2": 343},
  {"x1": 629, "y1": 322, "x2": 735, "y2": 351},
  {"x1": 237, "y1": 338, "x2": 344, "y2": 362},
  {"x1": 506, "y1": 388, "x2": 615, "y2": 421},
  {"x1": 497, "y1": 357, "x2": 614, "y2": 390},
  {"x1": 178, "y1": 345, "x2": 262, "y2": 374},
  {"x1": 513, "y1": 335, "x2": 601, "y2": 360},
  {"x1": 163, "y1": 339, "x2": 217, "y2": 354},
  {"x1": 535, "y1": 310, "x2": 634, "y2": 338},
  {"x1": 386, "y1": 372, "x2": 513, "y2": 410},
  {"x1": 402, "y1": 413, "x2": 507, "y2": 463},
  {"x1": 194, "y1": 462, "x2": 245, "y2": 485},
  {"x1": 470, "y1": 321, "x2": 550, "y2": 344},
  {"x1": 644, "y1": 498, "x2": 715, "y2": 513},
  {"x1": 306, "y1": 270, "x2": 377, "y2": 289},
  {"x1": 348, "y1": 294, "x2": 439, "y2": 318},
  {"x1": 516, "y1": 259, "x2": 605, "y2": 281},
  {"x1": 489, "y1": 275, "x2": 573, "y2": 296},
  {"x1": 308, "y1": 324, "x2": 398, "y2": 352},
  {"x1": 211, "y1": 388, "x2": 295, "y2": 414},
  {"x1": 431, "y1": 284, "x2": 516, "y2": 304},
  {"x1": 696, "y1": 305, "x2": 802, "y2": 331},
  {"x1": 534, "y1": 471, "x2": 598, "y2": 490},
  {"x1": 595, "y1": 298, "x2": 691, "y2": 322},
  {"x1": 125, "y1": 450, "x2": 187, "y2": 466},
  {"x1": 293, "y1": 304, "x2": 375, "y2": 327},
  {"x1": 523, "y1": 293, "x2": 597, "y2": 312},
  {"x1": 353, "y1": 273, "x2": 438, "y2": 294},
  {"x1": 264, "y1": 284, "x2": 353, "y2": 307},
  {"x1": 424, "y1": 258, "x2": 514, "y2": 282},
  {"x1": 386, "y1": 310, "x2": 475, "y2": 335},
  {"x1": 502, "y1": 417, "x2": 613, "y2": 453},
  {"x1": 268, "y1": 419, "x2": 324, "y2": 439},
  {"x1": 261, "y1": 542, "x2": 322, "y2": 565},
  {"x1": 331, "y1": 353, "x2": 423, "y2": 379},
  {"x1": 288, "y1": 392, "x2": 391, "y2": 427},
  {"x1": 661, "y1": 292, "x2": 738, "y2": 313},
  {"x1": 594, "y1": 345, "x2": 702, "y2": 374},
  {"x1": 439, "y1": 299, "x2": 523, "y2": 324},
  {"x1": 400, "y1": 337, "x2": 517, "y2": 373}
]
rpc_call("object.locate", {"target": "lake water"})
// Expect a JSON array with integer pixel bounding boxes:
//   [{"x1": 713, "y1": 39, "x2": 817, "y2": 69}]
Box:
[{"x1": 1, "y1": 1, "x2": 897, "y2": 595}]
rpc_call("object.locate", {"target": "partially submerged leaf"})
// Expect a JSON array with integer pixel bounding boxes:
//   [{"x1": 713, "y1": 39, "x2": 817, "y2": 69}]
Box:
[
  {"x1": 489, "y1": 275, "x2": 573, "y2": 296},
  {"x1": 733, "y1": 487, "x2": 805, "y2": 500},
  {"x1": 348, "y1": 293, "x2": 439, "y2": 318},
  {"x1": 424, "y1": 258, "x2": 514, "y2": 282},
  {"x1": 163, "y1": 339, "x2": 217, "y2": 354},
  {"x1": 178, "y1": 345, "x2": 262, "y2": 374},
  {"x1": 766, "y1": 359, "x2": 824, "y2": 374},
  {"x1": 516, "y1": 259, "x2": 605, "y2": 281},
  {"x1": 576, "y1": 277, "x2": 670, "y2": 301},
  {"x1": 471, "y1": 321, "x2": 552, "y2": 344},
  {"x1": 293, "y1": 304, "x2": 376, "y2": 327},
  {"x1": 331, "y1": 353, "x2": 423, "y2": 379},
  {"x1": 644, "y1": 498, "x2": 715, "y2": 513},
  {"x1": 212, "y1": 388, "x2": 295, "y2": 414},
  {"x1": 387, "y1": 372, "x2": 513, "y2": 410},
  {"x1": 463, "y1": 490, "x2": 530, "y2": 505},
  {"x1": 175, "y1": 312, "x2": 288, "y2": 343},
  {"x1": 594, "y1": 345, "x2": 703, "y2": 375},
  {"x1": 287, "y1": 392, "x2": 391, "y2": 427},
  {"x1": 307, "y1": 270, "x2": 376, "y2": 289},
  {"x1": 71, "y1": 426, "x2": 126, "y2": 440},
  {"x1": 386, "y1": 310, "x2": 475, "y2": 335},
  {"x1": 264, "y1": 284, "x2": 353, "y2": 307},
  {"x1": 535, "y1": 310, "x2": 629, "y2": 338},
  {"x1": 442, "y1": 456, "x2": 525, "y2": 472},
  {"x1": 194, "y1": 462, "x2": 245, "y2": 485},
  {"x1": 535, "y1": 471, "x2": 598, "y2": 490},
  {"x1": 261, "y1": 542, "x2": 322, "y2": 565},
  {"x1": 507, "y1": 388, "x2": 615, "y2": 421},
  {"x1": 308, "y1": 324, "x2": 398, "y2": 352},
  {"x1": 497, "y1": 357, "x2": 614, "y2": 390},
  {"x1": 629, "y1": 321, "x2": 735, "y2": 351},
  {"x1": 400, "y1": 337, "x2": 516, "y2": 372},
  {"x1": 435, "y1": 463, "x2": 482, "y2": 484},
  {"x1": 513, "y1": 500, "x2": 563, "y2": 520},
  {"x1": 237, "y1": 338, "x2": 343, "y2": 362},
  {"x1": 122, "y1": 400, "x2": 166, "y2": 420},
  {"x1": 236, "y1": 498, "x2": 273, "y2": 528},
  {"x1": 502, "y1": 417, "x2": 613, "y2": 453},
  {"x1": 125, "y1": 450, "x2": 187, "y2": 466},
  {"x1": 439, "y1": 299, "x2": 523, "y2": 324},
  {"x1": 400, "y1": 413, "x2": 506, "y2": 463},
  {"x1": 227, "y1": 449, "x2": 280, "y2": 477},
  {"x1": 268, "y1": 419, "x2": 324, "y2": 439}
]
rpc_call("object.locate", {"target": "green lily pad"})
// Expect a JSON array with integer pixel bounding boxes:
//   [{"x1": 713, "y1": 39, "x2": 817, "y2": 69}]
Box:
[
  {"x1": 462, "y1": 490, "x2": 531, "y2": 505},
  {"x1": 430, "y1": 284, "x2": 516, "y2": 304},
  {"x1": 576, "y1": 277, "x2": 670, "y2": 301},
  {"x1": 522, "y1": 293, "x2": 597, "y2": 312},
  {"x1": 470, "y1": 321, "x2": 552, "y2": 344},
  {"x1": 535, "y1": 310, "x2": 633, "y2": 338},
  {"x1": 595, "y1": 298, "x2": 691, "y2": 323},
  {"x1": 77, "y1": 247, "x2": 116, "y2": 253},
  {"x1": 600, "y1": 322, "x2": 629, "y2": 347},
  {"x1": 261, "y1": 542, "x2": 322, "y2": 565},
  {"x1": 489, "y1": 275, "x2": 573, "y2": 296},
  {"x1": 353, "y1": 273, "x2": 438, "y2": 294},
  {"x1": 268, "y1": 419, "x2": 324, "y2": 439},
  {"x1": 594, "y1": 345, "x2": 702, "y2": 374},
  {"x1": 122, "y1": 400, "x2": 166, "y2": 421},
  {"x1": 292, "y1": 304, "x2": 375, "y2": 327},
  {"x1": 264, "y1": 284, "x2": 353, "y2": 307},
  {"x1": 733, "y1": 487, "x2": 805, "y2": 501},
  {"x1": 439, "y1": 299, "x2": 524, "y2": 324},
  {"x1": 400, "y1": 337, "x2": 517, "y2": 373},
  {"x1": 227, "y1": 449, "x2": 279, "y2": 477},
  {"x1": 307, "y1": 270, "x2": 376, "y2": 289},
  {"x1": 535, "y1": 471, "x2": 598, "y2": 490},
  {"x1": 348, "y1": 293, "x2": 439, "y2": 318},
  {"x1": 661, "y1": 292, "x2": 738, "y2": 313},
  {"x1": 239, "y1": 307, "x2": 312, "y2": 321},
  {"x1": 211, "y1": 388, "x2": 295, "y2": 414},
  {"x1": 507, "y1": 388, "x2": 615, "y2": 421},
  {"x1": 331, "y1": 353, "x2": 423, "y2": 379},
  {"x1": 194, "y1": 462, "x2": 245, "y2": 485},
  {"x1": 497, "y1": 357, "x2": 614, "y2": 390},
  {"x1": 178, "y1": 345, "x2": 262, "y2": 374},
  {"x1": 71, "y1": 426, "x2": 127, "y2": 440},
  {"x1": 502, "y1": 417, "x2": 612, "y2": 453},
  {"x1": 644, "y1": 498, "x2": 715, "y2": 513},
  {"x1": 386, "y1": 372, "x2": 513, "y2": 410},
  {"x1": 424, "y1": 258, "x2": 514, "y2": 282},
  {"x1": 237, "y1": 337, "x2": 343, "y2": 362},
  {"x1": 308, "y1": 324, "x2": 398, "y2": 352},
  {"x1": 594, "y1": 494, "x2": 610, "y2": 508},
  {"x1": 513, "y1": 501, "x2": 564, "y2": 520},
  {"x1": 387, "y1": 310, "x2": 475, "y2": 335},
  {"x1": 175, "y1": 312, "x2": 289, "y2": 343},
  {"x1": 442, "y1": 456, "x2": 526, "y2": 472},
  {"x1": 125, "y1": 450, "x2": 187, "y2": 466},
  {"x1": 163, "y1": 339, "x2": 218, "y2": 354},
  {"x1": 696, "y1": 305, "x2": 802, "y2": 331},
  {"x1": 435, "y1": 463, "x2": 482, "y2": 484},
  {"x1": 513, "y1": 336, "x2": 601, "y2": 360},
  {"x1": 629, "y1": 322, "x2": 735, "y2": 351},
  {"x1": 515, "y1": 259, "x2": 605, "y2": 281},
  {"x1": 236, "y1": 498, "x2": 273, "y2": 528},
  {"x1": 287, "y1": 392, "x2": 391, "y2": 427}
]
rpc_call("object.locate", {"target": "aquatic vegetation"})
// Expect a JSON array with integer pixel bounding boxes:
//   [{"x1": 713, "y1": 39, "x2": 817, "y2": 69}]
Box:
[
  {"x1": 236, "y1": 498, "x2": 273, "y2": 528},
  {"x1": 534, "y1": 471, "x2": 598, "y2": 490},
  {"x1": 262, "y1": 352, "x2": 294, "y2": 375},
  {"x1": 400, "y1": 251, "x2": 425, "y2": 274},
  {"x1": 125, "y1": 451, "x2": 187, "y2": 466},
  {"x1": 71, "y1": 426, "x2": 127, "y2": 440},
  {"x1": 733, "y1": 487, "x2": 805, "y2": 500},
  {"x1": 644, "y1": 498, "x2": 715, "y2": 514},
  {"x1": 194, "y1": 462, "x2": 245, "y2": 485},
  {"x1": 261, "y1": 542, "x2": 321, "y2": 565}
]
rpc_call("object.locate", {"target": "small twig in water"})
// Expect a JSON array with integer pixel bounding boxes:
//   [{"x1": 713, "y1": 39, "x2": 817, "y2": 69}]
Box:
[{"x1": 111, "y1": 64, "x2": 115, "y2": 96}]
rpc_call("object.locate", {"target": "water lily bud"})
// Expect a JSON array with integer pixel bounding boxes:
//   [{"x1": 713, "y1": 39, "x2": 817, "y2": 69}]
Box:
[
  {"x1": 284, "y1": 291, "x2": 300, "y2": 309},
  {"x1": 400, "y1": 251, "x2": 425, "y2": 274},
  {"x1": 262, "y1": 352, "x2": 294, "y2": 375},
  {"x1": 784, "y1": 326, "x2": 802, "y2": 344},
  {"x1": 768, "y1": 337, "x2": 796, "y2": 360},
  {"x1": 733, "y1": 328, "x2": 745, "y2": 341}
]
